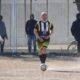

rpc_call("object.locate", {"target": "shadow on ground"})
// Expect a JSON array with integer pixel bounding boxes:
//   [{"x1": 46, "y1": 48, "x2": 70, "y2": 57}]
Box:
[{"x1": 0, "y1": 51, "x2": 79, "y2": 62}]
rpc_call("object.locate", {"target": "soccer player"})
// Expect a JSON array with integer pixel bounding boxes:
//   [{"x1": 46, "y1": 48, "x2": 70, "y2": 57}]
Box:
[{"x1": 34, "y1": 12, "x2": 53, "y2": 71}]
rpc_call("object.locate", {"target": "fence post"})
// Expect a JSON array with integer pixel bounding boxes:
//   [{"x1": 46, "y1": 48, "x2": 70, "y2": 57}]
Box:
[
  {"x1": 11, "y1": 0, "x2": 17, "y2": 53},
  {"x1": 24, "y1": 0, "x2": 26, "y2": 22},
  {"x1": 46, "y1": 0, "x2": 48, "y2": 15},
  {"x1": 67, "y1": 0, "x2": 69, "y2": 40},
  {"x1": 0, "y1": 0, "x2": 1, "y2": 14},
  {"x1": 30, "y1": 0, "x2": 32, "y2": 15}
]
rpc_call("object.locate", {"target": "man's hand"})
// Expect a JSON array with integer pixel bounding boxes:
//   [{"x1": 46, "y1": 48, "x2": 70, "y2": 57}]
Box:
[
  {"x1": 6, "y1": 37, "x2": 8, "y2": 40},
  {"x1": 38, "y1": 36, "x2": 44, "y2": 42},
  {"x1": 4, "y1": 36, "x2": 8, "y2": 40},
  {"x1": 44, "y1": 35, "x2": 50, "y2": 39},
  {"x1": 0, "y1": 36, "x2": 4, "y2": 44}
]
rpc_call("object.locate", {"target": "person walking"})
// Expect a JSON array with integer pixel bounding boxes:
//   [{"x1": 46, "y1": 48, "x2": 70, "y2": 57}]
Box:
[
  {"x1": 0, "y1": 15, "x2": 8, "y2": 53},
  {"x1": 71, "y1": 13, "x2": 80, "y2": 53},
  {"x1": 25, "y1": 14, "x2": 37, "y2": 55}
]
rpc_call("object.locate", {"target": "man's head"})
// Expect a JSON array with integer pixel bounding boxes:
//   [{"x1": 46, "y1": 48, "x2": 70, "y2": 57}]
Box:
[
  {"x1": 0, "y1": 15, "x2": 3, "y2": 21},
  {"x1": 41, "y1": 12, "x2": 48, "y2": 21},
  {"x1": 76, "y1": 13, "x2": 80, "y2": 20},
  {"x1": 30, "y1": 14, "x2": 34, "y2": 20}
]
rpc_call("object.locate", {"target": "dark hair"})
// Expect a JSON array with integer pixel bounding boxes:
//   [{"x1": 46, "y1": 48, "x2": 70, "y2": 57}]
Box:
[{"x1": 76, "y1": 13, "x2": 80, "y2": 19}]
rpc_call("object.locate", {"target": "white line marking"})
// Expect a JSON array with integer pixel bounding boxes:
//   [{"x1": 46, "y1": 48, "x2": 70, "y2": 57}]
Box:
[{"x1": 47, "y1": 66, "x2": 80, "y2": 72}]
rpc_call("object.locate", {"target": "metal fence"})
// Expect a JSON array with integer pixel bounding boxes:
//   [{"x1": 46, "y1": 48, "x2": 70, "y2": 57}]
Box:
[{"x1": 0, "y1": 0, "x2": 79, "y2": 52}]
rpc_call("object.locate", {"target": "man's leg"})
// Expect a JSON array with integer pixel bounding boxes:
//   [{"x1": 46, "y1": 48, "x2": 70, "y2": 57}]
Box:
[
  {"x1": 39, "y1": 47, "x2": 47, "y2": 63},
  {"x1": 0, "y1": 42, "x2": 1, "y2": 54},
  {"x1": 33, "y1": 36, "x2": 37, "y2": 54},
  {"x1": 38, "y1": 41, "x2": 48, "y2": 64},
  {"x1": 39, "y1": 46, "x2": 48, "y2": 71},
  {"x1": 1, "y1": 41, "x2": 5, "y2": 53},
  {"x1": 77, "y1": 42, "x2": 80, "y2": 53},
  {"x1": 27, "y1": 35, "x2": 32, "y2": 53}
]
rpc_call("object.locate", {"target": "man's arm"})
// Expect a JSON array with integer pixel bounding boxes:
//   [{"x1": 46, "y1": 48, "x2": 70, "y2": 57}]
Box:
[
  {"x1": 45, "y1": 23, "x2": 54, "y2": 39},
  {"x1": 34, "y1": 28, "x2": 39, "y2": 38},
  {"x1": 34, "y1": 24, "x2": 44, "y2": 42},
  {"x1": 71, "y1": 22, "x2": 76, "y2": 36},
  {"x1": 3, "y1": 23, "x2": 8, "y2": 39},
  {"x1": 25, "y1": 21, "x2": 29, "y2": 35},
  {"x1": 50, "y1": 23, "x2": 54, "y2": 35}
]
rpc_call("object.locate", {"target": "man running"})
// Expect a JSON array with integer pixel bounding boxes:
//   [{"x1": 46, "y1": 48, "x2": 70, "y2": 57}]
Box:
[{"x1": 34, "y1": 12, "x2": 53, "y2": 71}]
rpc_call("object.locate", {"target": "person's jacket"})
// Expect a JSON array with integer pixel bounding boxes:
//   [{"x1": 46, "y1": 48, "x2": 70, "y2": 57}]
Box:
[
  {"x1": 0, "y1": 20, "x2": 8, "y2": 38},
  {"x1": 71, "y1": 19, "x2": 80, "y2": 42},
  {"x1": 25, "y1": 19, "x2": 37, "y2": 35}
]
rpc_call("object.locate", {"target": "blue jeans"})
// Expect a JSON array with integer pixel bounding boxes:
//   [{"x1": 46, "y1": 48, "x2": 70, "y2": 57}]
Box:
[{"x1": 27, "y1": 35, "x2": 37, "y2": 54}]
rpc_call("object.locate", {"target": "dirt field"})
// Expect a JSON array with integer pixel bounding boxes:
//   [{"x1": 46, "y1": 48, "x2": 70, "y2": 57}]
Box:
[{"x1": 0, "y1": 55, "x2": 80, "y2": 80}]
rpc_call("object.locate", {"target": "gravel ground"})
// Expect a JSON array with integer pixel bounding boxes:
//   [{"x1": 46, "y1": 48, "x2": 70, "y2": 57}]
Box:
[{"x1": 0, "y1": 55, "x2": 80, "y2": 80}]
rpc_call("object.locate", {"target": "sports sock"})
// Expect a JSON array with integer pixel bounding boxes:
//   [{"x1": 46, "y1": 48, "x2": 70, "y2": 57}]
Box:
[{"x1": 39, "y1": 54, "x2": 47, "y2": 63}]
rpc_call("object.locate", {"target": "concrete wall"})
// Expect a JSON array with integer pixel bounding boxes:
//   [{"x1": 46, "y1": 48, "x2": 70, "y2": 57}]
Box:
[{"x1": 1, "y1": 0, "x2": 79, "y2": 49}]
